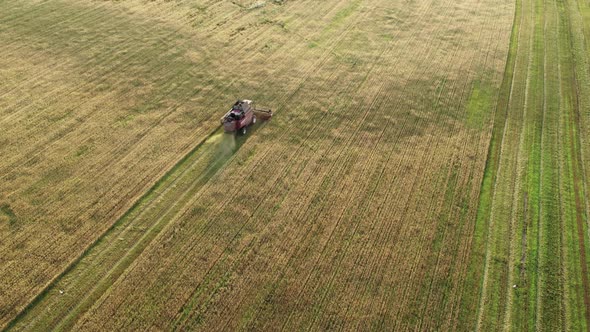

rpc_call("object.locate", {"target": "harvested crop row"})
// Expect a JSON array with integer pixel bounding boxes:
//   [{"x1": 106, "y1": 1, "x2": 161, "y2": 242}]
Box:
[{"x1": 466, "y1": 0, "x2": 590, "y2": 327}]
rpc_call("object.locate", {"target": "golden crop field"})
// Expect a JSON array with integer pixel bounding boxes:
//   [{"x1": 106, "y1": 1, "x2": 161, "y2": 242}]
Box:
[{"x1": 0, "y1": 0, "x2": 589, "y2": 330}]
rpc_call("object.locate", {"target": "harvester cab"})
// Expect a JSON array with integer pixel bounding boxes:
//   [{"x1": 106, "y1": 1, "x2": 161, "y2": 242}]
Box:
[{"x1": 221, "y1": 100, "x2": 272, "y2": 135}]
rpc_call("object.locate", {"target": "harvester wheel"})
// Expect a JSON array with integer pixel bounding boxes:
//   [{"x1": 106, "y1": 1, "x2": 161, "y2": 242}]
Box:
[
  {"x1": 252, "y1": 115, "x2": 257, "y2": 124},
  {"x1": 240, "y1": 126, "x2": 247, "y2": 135}
]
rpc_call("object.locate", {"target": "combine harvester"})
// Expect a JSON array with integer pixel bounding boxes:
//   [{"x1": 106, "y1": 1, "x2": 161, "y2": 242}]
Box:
[{"x1": 221, "y1": 100, "x2": 272, "y2": 135}]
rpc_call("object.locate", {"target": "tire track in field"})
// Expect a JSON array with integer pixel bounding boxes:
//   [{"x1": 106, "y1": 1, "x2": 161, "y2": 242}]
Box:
[
  {"x1": 4, "y1": 124, "x2": 233, "y2": 331},
  {"x1": 25, "y1": 0, "x2": 320, "y2": 268},
  {"x1": 534, "y1": 0, "x2": 548, "y2": 326},
  {"x1": 0, "y1": 0, "x2": 264, "y2": 248},
  {"x1": 69, "y1": 4, "x2": 366, "y2": 326},
  {"x1": 274, "y1": 0, "x2": 440, "y2": 322},
  {"x1": 555, "y1": 6, "x2": 570, "y2": 325},
  {"x1": 0, "y1": 48, "x2": 272, "y2": 326},
  {"x1": 537, "y1": 0, "x2": 561, "y2": 328},
  {"x1": 560, "y1": 0, "x2": 590, "y2": 324},
  {"x1": 455, "y1": 0, "x2": 520, "y2": 325},
  {"x1": 410, "y1": 0, "x2": 502, "y2": 325},
  {"x1": 312, "y1": 7, "x2": 470, "y2": 326},
  {"x1": 0, "y1": 3, "x2": 208, "y2": 320},
  {"x1": 448, "y1": 3, "x2": 515, "y2": 327},
  {"x1": 358, "y1": 0, "x2": 478, "y2": 324},
  {"x1": 215, "y1": 64, "x2": 372, "y2": 331},
  {"x1": 474, "y1": 0, "x2": 530, "y2": 326},
  {"x1": 76, "y1": 1, "x2": 382, "y2": 326},
  {"x1": 0, "y1": 0, "x2": 296, "y2": 322},
  {"x1": 173, "y1": 44, "x2": 363, "y2": 330},
  {"x1": 421, "y1": 1, "x2": 510, "y2": 327},
  {"x1": 502, "y1": 0, "x2": 540, "y2": 324},
  {"x1": 1, "y1": 0, "x2": 320, "y2": 326},
  {"x1": 264, "y1": 0, "x2": 462, "y2": 326},
  {"x1": 149, "y1": 5, "x2": 377, "y2": 327}
]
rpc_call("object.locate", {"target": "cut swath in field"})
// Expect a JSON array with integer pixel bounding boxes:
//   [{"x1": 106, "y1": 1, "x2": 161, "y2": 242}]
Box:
[
  {"x1": 464, "y1": 0, "x2": 590, "y2": 328},
  {"x1": 5, "y1": 128, "x2": 257, "y2": 331}
]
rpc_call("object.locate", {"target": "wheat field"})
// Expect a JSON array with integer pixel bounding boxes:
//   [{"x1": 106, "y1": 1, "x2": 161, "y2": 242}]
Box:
[{"x1": 1, "y1": 0, "x2": 589, "y2": 330}]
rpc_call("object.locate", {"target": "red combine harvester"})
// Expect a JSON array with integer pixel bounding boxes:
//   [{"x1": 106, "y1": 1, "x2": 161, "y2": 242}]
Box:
[{"x1": 221, "y1": 100, "x2": 272, "y2": 135}]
